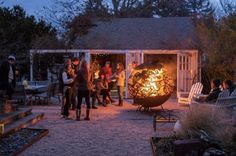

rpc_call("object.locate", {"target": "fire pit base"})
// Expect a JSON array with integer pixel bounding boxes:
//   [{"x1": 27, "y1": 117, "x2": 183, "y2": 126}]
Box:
[{"x1": 134, "y1": 95, "x2": 171, "y2": 111}]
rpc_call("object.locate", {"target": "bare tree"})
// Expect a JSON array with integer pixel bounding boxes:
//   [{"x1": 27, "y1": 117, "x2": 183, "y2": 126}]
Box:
[
  {"x1": 40, "y1": 0, "x2": 84, "y2": 33},
  {"x1": 220, "y1": 0, "x2": 236, "y2": 15},
  {"x1": 41, "y1": 0, "x2": 153, "y2": 32},
  {"x1": 185, "y1": 0, "x2": 214, "y2": 18}
]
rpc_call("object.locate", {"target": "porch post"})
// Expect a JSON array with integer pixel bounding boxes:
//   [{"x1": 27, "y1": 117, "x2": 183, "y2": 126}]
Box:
[
  {"x1": 141, "y1": 50, "x2": 144, "y2": 63},
  {"x1": 177, "y1": 53, "x2": 180, "y2": 98},
  {"x1": 30, "y1": 50, "x2": 33, "y2": 81},
  {"x1": 197, "y1": 51, "x2": 201, "y2": 82},
  {"x1": 85, "y1": 51, "x2": 91, "y2": 69},
  {"x1": 125, "y1": 51, "x2": 129, "y2": 98}
]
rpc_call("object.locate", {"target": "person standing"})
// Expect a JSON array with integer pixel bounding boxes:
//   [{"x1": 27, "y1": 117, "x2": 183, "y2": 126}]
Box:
[
  {"x1": 62, "y1": 63, "x2": 75, "y2": 119},
  {"x1": 101, "y1": 61, "x2": 115, "y2": 103},
  {"x1": 72, "y1": 57, "x2": 79, "y2": 74},
  {"x1": 114, "y1": 63, "x2": 125, "y2": 106},
  {"x1": 99, "y1": 74, "x2": 109, "y2": 107},
  {"x1": 0, "y1": 55, "x2": 16, "y2": 99},
  {"x1": 76, "y1": 53, "x2": 91, "y2": 121},
  {"x1": 90, "y1": 62, "x2": 102, "y2": 109},
  {"x1": 71, "y1": 58, "x2": 79, "y2": 110}
]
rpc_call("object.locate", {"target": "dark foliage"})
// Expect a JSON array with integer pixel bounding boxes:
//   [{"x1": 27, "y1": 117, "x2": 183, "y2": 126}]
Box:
[{"x1": 0, "y1": 5, "x2": 59, "y2": 78}]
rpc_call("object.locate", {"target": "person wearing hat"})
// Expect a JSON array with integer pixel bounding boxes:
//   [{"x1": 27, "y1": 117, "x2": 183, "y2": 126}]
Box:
[{"x1": 0, "y1": 55, "x2": 16, "y2": 99}]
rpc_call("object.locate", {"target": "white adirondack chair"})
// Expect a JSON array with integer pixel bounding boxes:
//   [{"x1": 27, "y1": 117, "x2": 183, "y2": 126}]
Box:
[
  {"x1": 178, "y1": 82, "x2": 203, "y2": 105},
  {"x1": 215, "y1": 89, "x2": 236, "y2": 107},
  {"x1": 192, "y1": 89, "x2": 236, "y2": 111},
  {"x1": 230, "y1": 89, "x2": 236, "y2": 97}
]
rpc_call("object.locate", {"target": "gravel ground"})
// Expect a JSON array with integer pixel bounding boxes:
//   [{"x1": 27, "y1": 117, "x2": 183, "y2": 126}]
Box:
[{"x1": 21, "y1": 99, "x2": 180, "y2": 156}]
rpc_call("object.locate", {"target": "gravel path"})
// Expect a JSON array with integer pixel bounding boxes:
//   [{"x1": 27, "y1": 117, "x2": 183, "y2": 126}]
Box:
[{"x1": 21, "y1": 100, "x2": 178, "y2": 156}]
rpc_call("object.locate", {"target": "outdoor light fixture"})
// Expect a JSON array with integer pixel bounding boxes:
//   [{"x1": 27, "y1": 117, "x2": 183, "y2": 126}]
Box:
[{"x1": 128, "y1": 62, "x2": 174, "y2": 109}]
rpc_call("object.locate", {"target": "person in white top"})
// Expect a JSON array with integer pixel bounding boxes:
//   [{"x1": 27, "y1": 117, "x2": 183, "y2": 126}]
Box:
[
  {"x1": 61, "y1": 63, "x2": 75, "y2": 119},
  {"x1": 114, "y1": 63, "x2": 125, "y2": 106}
]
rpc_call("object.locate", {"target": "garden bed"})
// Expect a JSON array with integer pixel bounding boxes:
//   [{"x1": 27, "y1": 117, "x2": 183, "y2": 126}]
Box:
[
  {"x1": 0, "y1": 128, "x2": 49, "y2": 156},
  {"x1": 150, "y1": 136, "x2": 176, "y2": 156}
]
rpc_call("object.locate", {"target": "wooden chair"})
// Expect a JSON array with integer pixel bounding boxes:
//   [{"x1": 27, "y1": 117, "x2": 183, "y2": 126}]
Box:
[
  {"x1": 230, "y1": 89, "x2": 236, "y2": 96},
  {"x1": 192, "y1": 90, "x2": 236, "y2": 111},
  {"x1": 52, "y1": 82, "x2": 63, "y2": 103},
  {"x1": 178, "y1": 82, "x2": 203, "y2": 105},
  {"x1": 12, "y1": 85, "x2": 32, "y2": 105},
  {"x1": 215, "y1": 90, "x2": 236, "y2": 107},
  {"x1": 34, "y1": 83, "x2": 54, "y2": 105}
]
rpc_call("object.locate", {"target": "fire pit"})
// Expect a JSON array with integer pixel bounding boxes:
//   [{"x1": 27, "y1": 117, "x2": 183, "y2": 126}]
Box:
[{"x1": 128, "y1": 62, "x2": 174, "y2": 110}]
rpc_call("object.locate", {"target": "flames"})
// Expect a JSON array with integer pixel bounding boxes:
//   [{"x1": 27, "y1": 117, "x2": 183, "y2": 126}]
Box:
[{"x1": 128, "y1": 67, "x2": 174, "y2": 98}]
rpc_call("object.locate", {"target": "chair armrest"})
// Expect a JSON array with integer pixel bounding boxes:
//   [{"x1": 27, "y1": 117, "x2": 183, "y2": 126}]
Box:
[
  {"x1": 178, "y1": 92, "x2": 189, "y2": 98},
  {"x1": 218, "y1": 97, "x2": 236, "y2": 100},
  {"x1": 191, "y1": 102, "x2": 216, "y2": 109}
]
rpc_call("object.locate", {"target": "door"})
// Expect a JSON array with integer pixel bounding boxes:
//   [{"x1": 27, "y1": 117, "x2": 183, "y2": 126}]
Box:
[
  {"x1": 125, "y1": 51, "x2": 143, "y2": 98},
  {"x1": 177, "y1": 53, "x2": 193, "y2": 97}
]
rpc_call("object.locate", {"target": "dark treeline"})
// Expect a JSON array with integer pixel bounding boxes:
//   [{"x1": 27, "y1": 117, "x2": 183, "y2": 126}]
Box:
[{"x1": 0, "y1": 0, "x2": 236, "y2": 80}]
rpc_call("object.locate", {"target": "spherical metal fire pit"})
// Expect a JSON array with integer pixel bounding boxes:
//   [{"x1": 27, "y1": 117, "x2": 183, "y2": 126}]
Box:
[{"x1": 128, "y1": 62, "x2": 174, "y2": 109}]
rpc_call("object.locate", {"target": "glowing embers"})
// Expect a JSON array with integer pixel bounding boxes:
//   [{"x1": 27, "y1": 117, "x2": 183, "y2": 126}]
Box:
[{"x1": 128, "y1": 62, "x2": 174, "y2": 106}]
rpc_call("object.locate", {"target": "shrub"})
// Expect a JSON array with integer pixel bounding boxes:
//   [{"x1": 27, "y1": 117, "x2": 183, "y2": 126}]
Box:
[{"x1": 178, "y1": 106, "x2": 236, "y2": 154}]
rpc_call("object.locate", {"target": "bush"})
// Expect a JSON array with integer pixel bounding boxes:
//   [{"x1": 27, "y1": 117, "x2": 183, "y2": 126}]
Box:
[{"x1": 178, "y1": 107, "x2": 236, "y2": 154}]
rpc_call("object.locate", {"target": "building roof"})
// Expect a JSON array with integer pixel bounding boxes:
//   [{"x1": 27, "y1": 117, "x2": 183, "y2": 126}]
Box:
[{"x1": 73, "y1": 17, "x2": 199, "y2": 50}]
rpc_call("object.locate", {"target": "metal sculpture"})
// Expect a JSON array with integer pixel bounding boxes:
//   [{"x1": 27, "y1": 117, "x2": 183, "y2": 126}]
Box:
[{"x1": 128, "y1": 62, "x2": 174, "y2": 110}]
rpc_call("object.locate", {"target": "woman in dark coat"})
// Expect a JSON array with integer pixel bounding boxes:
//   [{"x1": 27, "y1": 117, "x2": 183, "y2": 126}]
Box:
[
  {"x1": 76, "y1": 53, "x2": 91, "y2": 121},
  {"x1": 205, "y1": 79, "x2": 221, "y2": 103}
]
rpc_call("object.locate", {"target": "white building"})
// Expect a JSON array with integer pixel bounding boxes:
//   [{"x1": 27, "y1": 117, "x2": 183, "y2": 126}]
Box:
[{"x1": 30, "y1": 17, "x2": 200, "y2": 98}]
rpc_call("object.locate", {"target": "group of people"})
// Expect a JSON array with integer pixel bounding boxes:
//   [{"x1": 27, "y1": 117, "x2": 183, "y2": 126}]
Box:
[
  {"x1": 194, "y1": 79, "x2": 235, "y2": 103},
  {"x1": 60, "y1": 52, "x2": 125, "y2": 121}
]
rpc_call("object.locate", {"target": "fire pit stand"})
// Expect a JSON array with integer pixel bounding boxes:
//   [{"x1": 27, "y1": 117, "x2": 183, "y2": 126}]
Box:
[{"x1": 153, "y1": 110, "x2": 179, "y2": 132}]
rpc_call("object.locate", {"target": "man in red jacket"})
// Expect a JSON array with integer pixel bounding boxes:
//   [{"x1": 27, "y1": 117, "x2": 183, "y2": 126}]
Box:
[{"x1": 101, "y1": 61, "x2": 115, "y2": 103}]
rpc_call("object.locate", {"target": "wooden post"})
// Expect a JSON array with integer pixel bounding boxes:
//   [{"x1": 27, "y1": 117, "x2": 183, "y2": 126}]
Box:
[
  {"x1": 30, "y1": 51, "x2": 34, "y2": 81},
  {"x1": 85, "y1": 51, "x2": 91, "y2": 69},
  {"x1": 177, "y1": 53, "x2": 180, "y2": 97},
  {"x1": 153, "y1": 114, "x2": 157, "y2": 132},
  {"x1": 125, "y1": 52, "x2": 129, "y2": 98}
]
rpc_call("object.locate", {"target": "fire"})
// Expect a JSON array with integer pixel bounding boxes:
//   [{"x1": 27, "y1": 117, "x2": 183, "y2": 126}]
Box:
[{"x1": 128, "y1": 67, "x2": 174, "y2": 98}]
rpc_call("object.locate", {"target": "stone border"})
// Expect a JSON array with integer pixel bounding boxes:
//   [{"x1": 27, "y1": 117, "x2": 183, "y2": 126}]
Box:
[{"x1": 8, "y1": 128, "x2": 49, "y2": 156}]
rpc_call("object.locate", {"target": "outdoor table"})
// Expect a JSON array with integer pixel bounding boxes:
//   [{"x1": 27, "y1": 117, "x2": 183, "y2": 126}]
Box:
[
  {"x1": 25, "y1": 85, "x2": 48, "y2": 105},
  {"x1": 25, "y1": 85, "x2": 48, "y2": 94}
]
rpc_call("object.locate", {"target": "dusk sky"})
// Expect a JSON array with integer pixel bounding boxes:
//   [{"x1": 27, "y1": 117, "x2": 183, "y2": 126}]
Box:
[
  {"x1": 1, "y1": 0, "x2": 54, "y2": 17},
  {"x1": 2, "y1": 0, "x2": 220, "y2": 18}
]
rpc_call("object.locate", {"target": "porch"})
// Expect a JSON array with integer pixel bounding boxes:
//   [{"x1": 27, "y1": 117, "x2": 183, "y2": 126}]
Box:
[{"x1": 29, "y1": 49, "x2": 199, "y2": 98}]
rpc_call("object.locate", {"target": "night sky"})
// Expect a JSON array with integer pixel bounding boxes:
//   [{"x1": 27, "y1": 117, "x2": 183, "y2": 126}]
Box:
[
  {"x1": 2, "y1": 0, "x2": 53, "y2": 17},
  {"x1": 2, "y1": 0, "x2": 220, "y2": 19}
]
